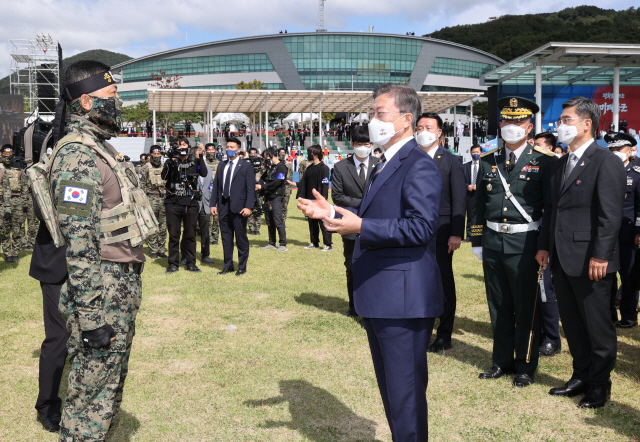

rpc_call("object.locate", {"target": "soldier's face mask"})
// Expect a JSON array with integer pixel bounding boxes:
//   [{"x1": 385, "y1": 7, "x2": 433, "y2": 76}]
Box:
[
  {"x1": 278, "y1": 154, "x2": 285, "y2": 161},
  {"x1": 206, "y1": 152, "x2": 216, "y2": 162},
  {"x1": 85, "y1": 96, "x2": 123, "y2": 138},
  {"x1": 150, "y1": 154, "x2": 162, "y2": 166},
  {"x1": 2, "y1": 155, "x2": 13, "y2": 166}
]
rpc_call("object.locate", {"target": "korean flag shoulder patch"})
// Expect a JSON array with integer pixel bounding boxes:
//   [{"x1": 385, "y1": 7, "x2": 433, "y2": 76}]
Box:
[{"x1": 57, "y1": 179, "x2": 94, "y2": 217}]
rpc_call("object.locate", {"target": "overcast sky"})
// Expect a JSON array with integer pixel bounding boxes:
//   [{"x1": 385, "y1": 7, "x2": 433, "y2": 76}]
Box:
[{"x1": 0, "y1": 0, "x2": 636, "y2": 78}]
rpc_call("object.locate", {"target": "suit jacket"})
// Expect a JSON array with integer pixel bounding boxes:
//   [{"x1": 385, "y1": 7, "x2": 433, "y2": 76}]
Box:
[
  {"x1": 345, "y1": 138, "x2": 443, "y2": 319},
  {"x1": 463, "y1": 160, "x2": 479, "y2": 195},
  {"x1": 198, "y1": 162, "x2": 214, "y2": 213},
  {"x1": 210, "y1": 158, "x2": 255, "y2": 214},
  {"x1": 539, "y1": 141, "x2": 626, "y2": 277},
  {"x1": 331, "y1": 155, "x2": 376, "y2": 240},
  {"x1": 29, "y1": 198, "x2": 68, "y2": 284},
  {"x1": 432, "y1": 146, "x2": 466, "y2": 243}
]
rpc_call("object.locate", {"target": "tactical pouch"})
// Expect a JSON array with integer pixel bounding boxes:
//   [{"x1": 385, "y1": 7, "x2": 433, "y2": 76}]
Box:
[{"x1": 262, "y1": 201, "x2": 273, "y2": 212}]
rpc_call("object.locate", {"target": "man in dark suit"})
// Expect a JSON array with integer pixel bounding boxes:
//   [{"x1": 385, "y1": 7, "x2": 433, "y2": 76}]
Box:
[
  {"x1": 453, "y1": 135, "x2": 460, "y2": 152},
  {"x1": 415, "y1": 113, "x2": 467, "y2": 352},
  {"x1": 537, "y1": 96, "x2": 626, "y2": 408},
  {"x1": 29, "y1": 203, "x2": 69, "y2": 432},
  {"x1": 210, "y1": 137, "x2": 255, "y2": 275},
  {"x1": 463, "y1": 145, "x2": 481, "y2": 241},
  {"x1": 330, "y1": 124, "x2": 375, "y2": 317},
  {"x1": 298, "y1": 83, "x2": 442, "y2": 441}
]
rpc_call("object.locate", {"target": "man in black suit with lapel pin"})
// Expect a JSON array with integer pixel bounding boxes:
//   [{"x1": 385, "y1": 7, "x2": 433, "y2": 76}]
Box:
[
  {"x1": 415, "y1": 113, "x2": 467, "y2": 351},
  {"x1": 330, "y1": 124, "x2": 375, "y2": 317},
  {"x1": 537, "y1": 96, "x2": 626, "y2": 408},
  {"x1": 210, "y1": 137, "x2": 255, "y2": 275}
]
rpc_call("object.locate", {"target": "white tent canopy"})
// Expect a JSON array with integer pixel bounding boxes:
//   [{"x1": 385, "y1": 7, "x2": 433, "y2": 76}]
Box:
[{"x1": 212, "y1": 112, "x2": 250, "y2": 125}]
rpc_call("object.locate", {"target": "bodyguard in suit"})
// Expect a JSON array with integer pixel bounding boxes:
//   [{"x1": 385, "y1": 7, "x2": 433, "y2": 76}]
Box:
[
  {"x1": 298, "y1": 83, "x2": 442, "y2": 441},
  {"x1": 210, "y1": 137, "x2": 255, "y2": 275},
  {"x1": 330, "y1": 124, "x2": 375, "y2": 317},
  {"x1": 604, "y1": 132, "x2": 640, "y2": 328},
  {"x1": 537, "y1": 96, "x2": 626, "y2": 408},
  {"x1": 463, "y1": 145, "x2": 481, "y2": 240},
  {"x1": 246, "y1": 128, "x2": 253, "y2": 150},
  {"x1": 453, "y1": 135, "x2": 460, "y2": 152},
  {"x1": 471, "y1": 97, "x2": 557, "y2": 387},
  {"x1": 30, "y1": 203, "x2": 69, "y2": 432},
  {"x1": 415, "y1": 113, "x2": 466, "y2": 352}
]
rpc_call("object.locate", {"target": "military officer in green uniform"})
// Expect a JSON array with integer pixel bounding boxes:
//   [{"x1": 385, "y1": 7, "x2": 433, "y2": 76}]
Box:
[
  {"x1": 46, "y1": 60, "x2": 157, "y2": 441},
  {"x1": 277, "y1": 148, "x2": 294, "y2": 224},
  {"x1": 471, "y1": 97, "x2": 557, "y2": 387},
  {"x1": 2, "y1": 145, "x2": 28, "y2": 262},
  {"x1": 204, "y1": 143, "x2": 220, "y2": 244},
  {"x1": 140, "y1": 145, "x2": 168, "y2": 258}
]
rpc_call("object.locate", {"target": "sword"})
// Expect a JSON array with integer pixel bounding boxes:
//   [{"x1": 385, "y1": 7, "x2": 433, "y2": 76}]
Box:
[{"x1": 526, "y1": 266, "x2": 545, "y2": 364}]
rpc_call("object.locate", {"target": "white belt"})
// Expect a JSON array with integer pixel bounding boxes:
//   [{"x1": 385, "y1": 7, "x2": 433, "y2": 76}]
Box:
[{"x1": 486, "y1": 220, "x2": 540, "y2": 234}]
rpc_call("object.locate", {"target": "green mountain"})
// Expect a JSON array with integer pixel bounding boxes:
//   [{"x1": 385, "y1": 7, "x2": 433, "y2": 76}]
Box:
[
  {"x1": 0, "y1": 49, "x2": 131, "y2": 95},
  {"x1": 428, "y1": 6, "x2": 640, "y2": 61}
]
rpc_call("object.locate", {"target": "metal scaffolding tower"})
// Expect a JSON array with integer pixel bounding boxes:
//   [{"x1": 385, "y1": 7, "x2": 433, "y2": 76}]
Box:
[
  {"x1": 316, "y1": 0, "x2": 327, "y2": 32},
  {"x1": 9, "y1": 33, "x2": 61, "y2": 120}
]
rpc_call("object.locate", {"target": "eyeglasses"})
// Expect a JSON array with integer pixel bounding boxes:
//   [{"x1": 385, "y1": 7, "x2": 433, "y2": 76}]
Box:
[
  {"x1": 555, "y1": 117, "x2": 588, "y2": 128},
  {"x1": 368, "y1": 110, "x2": 404, "y2": 120}
]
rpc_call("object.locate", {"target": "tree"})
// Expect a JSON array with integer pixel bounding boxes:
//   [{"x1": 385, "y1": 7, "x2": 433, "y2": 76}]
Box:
[
  {"x1": 149, "y1": 70, "x2": 183, "y2": 89},
  {"x1": 121, "y1": 101, "x2": 151, "y2": 126},
  {"x1": 471, "y1": 100, "x2": 489, "y2": 120}
]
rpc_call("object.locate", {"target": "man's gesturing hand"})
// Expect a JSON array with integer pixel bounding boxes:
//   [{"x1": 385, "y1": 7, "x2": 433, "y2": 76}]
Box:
[
  {"x1": 297, "y1": 189, "x2": 331, "y2": 219},
  {"x1": 323, "y1": 206, "x2": 362, "y2": 235}
]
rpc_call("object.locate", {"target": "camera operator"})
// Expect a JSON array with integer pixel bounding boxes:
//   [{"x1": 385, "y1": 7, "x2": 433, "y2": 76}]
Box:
[
  {"x1": 247, "y1": 147, "x2": 264, "y2": 235},
  {"x1": 161, "y1": 136, "x2": 207, "y2": 273},
  {"x1": 257, "y1": 148, "x2": 288, "y2": 251}
]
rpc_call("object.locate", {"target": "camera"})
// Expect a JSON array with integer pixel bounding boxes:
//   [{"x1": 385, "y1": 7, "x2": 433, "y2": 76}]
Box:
[{"x1": 248, "y1": 156, "x2": 263, "y2": 174}]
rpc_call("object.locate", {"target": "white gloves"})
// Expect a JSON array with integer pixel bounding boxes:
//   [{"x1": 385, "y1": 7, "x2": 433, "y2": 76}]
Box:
[{"x1": 472, "y1": 247, "x2": 483, "y2": 260}]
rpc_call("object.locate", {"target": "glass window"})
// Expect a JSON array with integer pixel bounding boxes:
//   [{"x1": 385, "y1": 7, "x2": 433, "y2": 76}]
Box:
[{"x1": 428, "y1": 57, "x2": 497, "y2": 79}]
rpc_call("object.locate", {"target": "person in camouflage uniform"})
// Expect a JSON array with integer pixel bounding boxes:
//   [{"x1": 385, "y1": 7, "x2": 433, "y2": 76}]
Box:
[
  {"x1": 277, "y1": 148, "x2": 294, "y2": 225},
  {"x1": 2, "y1": 145, "x2": 28, "y2": 262},
  {"x1": 140, "y1": 146, "x2": 167, "y2": 258},
  {"x1": 298, "y1": 156, "x2": 309, "y2": 182},
  {"x1": 49, "y1": 60, "x2": 150, "y2": 441},
  {"x1": 247, "y1": 148, "x2": 264, "y2": 234},
  {"x1": 0, "y1": 160, "x2": 6, "y2": 269},
  {"x1": 204, "y1": 143, "x2": 220, "y2": 244},
  {"x1": 135, "y1": 153, "x2": 147, "y2": 176},
  {"x1": 22, "y1": 172, "x2": 37, "y2": 250}
]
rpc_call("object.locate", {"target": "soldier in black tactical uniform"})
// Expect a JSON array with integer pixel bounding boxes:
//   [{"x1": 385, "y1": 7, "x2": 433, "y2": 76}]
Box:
[{"x1": 257, "y1": 148, "x2": 287, "y2": 251}]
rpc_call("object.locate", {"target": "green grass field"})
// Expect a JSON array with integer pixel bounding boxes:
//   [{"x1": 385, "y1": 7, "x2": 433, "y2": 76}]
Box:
[{"x1": 2, "y1": 197, "x2": 640, "y2": 441}]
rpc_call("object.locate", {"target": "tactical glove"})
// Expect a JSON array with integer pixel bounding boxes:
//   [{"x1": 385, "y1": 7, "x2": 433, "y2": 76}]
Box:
[
  {"x1": 3, "y1": 212, "x2": 11, "y2": 221},
  {"x1": 81, "y1": 324, "x2": 116, "y2": 349}
]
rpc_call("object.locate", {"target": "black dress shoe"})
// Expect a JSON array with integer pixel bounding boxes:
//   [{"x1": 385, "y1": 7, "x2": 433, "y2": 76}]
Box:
[
  {"x1": 165, "y1": 264, "x2": 180, "y2": 273},
  {"x1": 157, "y1": 252, "x2": 168, "y2": 258},
  {"x1": 539, "y1": 342, "x2": 561, "y2": 357},
  {"x1": 578, "y1": 381, "x2": 611, "y2": 409},
  {"x1": 345, "y1": 309, "x2": 358, "y2": 317},
  {"x1": 235, "y1": 269, "x2": 246, "y2": 276},
  {"x1": 218, "y1": 269, "x2": 232, "y2": 275},
  {"x1": 616, "y1": 319, "x2": 637, "y2": 328},
  {"x1": 513, "y1": 373, "x2": 534, "y2": 387},
  {"x1": 36, "y1": 410, "x2": 61, "y2": 432},
  {"x1": 186, "y1": 264, "x2": 202, "y2": 272},
  {"x1": 479, "y1": 366, "x2": 511, "y2": 379},
  {"x1": 549, "y1": 378, "x2": 589, "y2": 397},
  {"x1": 428, "y1": 338, "x2": 452, "y2": 353}
]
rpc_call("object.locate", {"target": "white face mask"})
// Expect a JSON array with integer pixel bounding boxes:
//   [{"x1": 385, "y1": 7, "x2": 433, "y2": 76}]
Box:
[
  {"x1": 501, "y1": 124, "x2": 527, "y2": 144},
  {"x1": 416, "y1": 130, "x2": 438, "y2": 148},
  {"x1": 353, "y1": 146, "x2": 372, "y2": 158},
  {"x1": 555, "y1": 153, "x2": 562, "y2": 158},
  {"x1": 556, "y1": 121, "x2": 584, "y2": 145},
  {"x1": 368, "y1": 114, "x2": 408, "y2": 146},
  {"x1": 613, "y1": 151, "x2": 628, "y2": 162}
]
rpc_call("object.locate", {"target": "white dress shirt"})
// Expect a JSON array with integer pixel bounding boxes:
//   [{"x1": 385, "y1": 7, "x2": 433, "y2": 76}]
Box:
[
  {"x1": 570, "y1": 138, "x2": 594, "y2": 162},
  {"x1": 222, "y1": 155, "x2": 240, "y2": 193},
  {"x1": 504, "y1": 141, "x2": 529, "y2": 163}
]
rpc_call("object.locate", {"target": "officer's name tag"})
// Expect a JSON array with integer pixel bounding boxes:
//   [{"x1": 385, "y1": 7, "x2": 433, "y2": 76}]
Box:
[{"x1": 62, "y1": 186, "x2": 89, "y2": 205}]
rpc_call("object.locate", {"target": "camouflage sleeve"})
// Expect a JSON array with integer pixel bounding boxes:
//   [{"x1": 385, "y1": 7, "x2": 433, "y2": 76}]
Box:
[
  {"x1": 50, "y1": 143, "x2": 105, "y2": 331},
  {"x1": 3, "y1": 173, "x2": 10, "y2": 214},
  {"x1": 21, "y1": 172, "x2": 30, "y2": 209}
]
